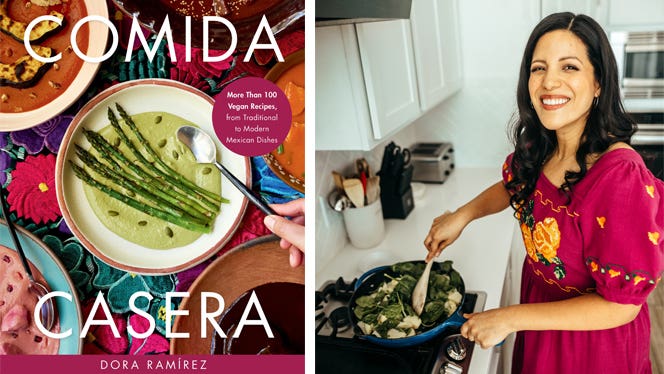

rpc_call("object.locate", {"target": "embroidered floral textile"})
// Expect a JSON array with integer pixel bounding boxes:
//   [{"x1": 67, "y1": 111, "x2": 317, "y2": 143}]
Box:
[
  {"x1": 128, "y1": 313, "x2": 169, "y2": 355},
  {"x1": 92, "y1": 257, "x2": 177, "y2": 314},
  {"x1": 7, "y1": 154, "x2": 60, "y2": 224},
  {"x1": 10, "y1": 115, "x2": 72, "y2": 154}
]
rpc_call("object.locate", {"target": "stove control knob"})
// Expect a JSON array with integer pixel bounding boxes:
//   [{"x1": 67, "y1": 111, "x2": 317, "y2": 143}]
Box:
[
  {"x1": 446, "y1": 337, "x2": 467, "y2": 361},
  {"x1": 440, "y1": 362, "x2": 463, "y2": 374}
]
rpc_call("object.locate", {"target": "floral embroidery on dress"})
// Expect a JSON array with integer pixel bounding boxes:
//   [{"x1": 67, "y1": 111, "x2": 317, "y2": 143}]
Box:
[
  {"x1": 517, "y1": 199, "x2": 567, "y2": 280},
  {"x1": 645, "y1": 185, "x2": 655, "y2": 198},
  {"x1": 596, "y1": 216, "x2": 606, "y2": 229},
  {"x1": 586, "y1": 257, "x2": 660, "y2": 286},
  {"x1": 649, "y1": 231, "x2": 661, "y2": 245},
  {"x1": 534, "y1": 190, "x2": 579, "y2": 218},
  {"x1": 526, "y1": 259, "x2": 593, "y2": 294}
]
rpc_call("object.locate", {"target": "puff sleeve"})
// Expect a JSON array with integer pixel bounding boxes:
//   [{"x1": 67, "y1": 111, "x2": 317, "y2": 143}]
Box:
[{"x1": 580, "y1": 159, "x2": 664, "y2": 305}]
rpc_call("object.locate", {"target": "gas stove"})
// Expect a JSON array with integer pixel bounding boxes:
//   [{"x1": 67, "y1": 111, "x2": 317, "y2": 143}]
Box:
[{"x1": 315, "y1": 277, "x2": 487, "y2": 374}]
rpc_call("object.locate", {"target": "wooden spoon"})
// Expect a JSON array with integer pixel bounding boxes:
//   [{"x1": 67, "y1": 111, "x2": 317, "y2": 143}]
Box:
[
  {"x1": 412, "y1": 260, "x2": 433, "y2": 316},
  {"x1": 343, "y1": 178, "x2": 365, "y2": 208},
  {"x1": 365, "y1": 176, "x2": 380, "y2": 204},
  {"x1": 412, "y1": 210, "x2": 451, "y2": 316},
  {"x1": 332, "y1": 171, "x2": 344, "y2": 191}
]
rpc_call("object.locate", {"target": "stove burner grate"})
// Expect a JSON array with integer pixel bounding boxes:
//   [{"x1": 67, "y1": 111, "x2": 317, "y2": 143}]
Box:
[{"x1": 316, "y1": 276, "x2": 488, "y2": 374}]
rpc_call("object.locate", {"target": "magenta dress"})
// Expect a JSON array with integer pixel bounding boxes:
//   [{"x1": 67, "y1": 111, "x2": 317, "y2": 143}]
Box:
[{"x1": 502, "y1": 149, "x2": 664, "y2": 374}]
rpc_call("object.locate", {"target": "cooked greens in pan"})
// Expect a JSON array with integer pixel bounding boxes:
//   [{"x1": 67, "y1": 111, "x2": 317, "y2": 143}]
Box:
[{"x1": 353, "y1": 261, "x2": 463, "y2": 339}]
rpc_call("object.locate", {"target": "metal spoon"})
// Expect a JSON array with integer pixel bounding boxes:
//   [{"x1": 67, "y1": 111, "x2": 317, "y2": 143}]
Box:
[
  {"x1": 0, "y1": 186, "x2": 55, "y2": 331},
  {"x1": 176, "y1": 126, "x2": 277, "y2": 216},
  {"x1": 327, "y1": 190, "x2": 351, "y2": 212}
]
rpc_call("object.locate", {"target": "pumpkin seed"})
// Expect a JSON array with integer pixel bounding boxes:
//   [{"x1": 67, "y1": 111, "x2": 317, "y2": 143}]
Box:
[{"x1": 108, "y1": 211, "x2": 119, "y2": 217}]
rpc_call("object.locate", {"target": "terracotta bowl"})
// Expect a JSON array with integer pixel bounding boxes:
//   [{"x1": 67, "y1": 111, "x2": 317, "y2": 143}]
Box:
[
  {"x1": 170, "y1": 235, "x2": 304, "y2": 354},
  {"x1": 0, "y1": 0, "x2": 108, "y2": 130},
  {"x1": 262, "y1": 49, "x2": 305, "y2": 193}
]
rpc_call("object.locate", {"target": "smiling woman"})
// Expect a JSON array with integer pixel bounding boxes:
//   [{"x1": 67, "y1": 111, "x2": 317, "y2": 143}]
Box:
[
  {"x1": 528, "y1": 30, "x2": 601, "y2": 139},
  {"x1": 423, "y1": 12, "x2": 664, "y2": 374}
]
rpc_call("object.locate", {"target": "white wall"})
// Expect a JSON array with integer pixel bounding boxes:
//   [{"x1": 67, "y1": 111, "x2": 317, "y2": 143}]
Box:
[{"x1": 413, "y1": 0, "x2": 541, "y2": 168}]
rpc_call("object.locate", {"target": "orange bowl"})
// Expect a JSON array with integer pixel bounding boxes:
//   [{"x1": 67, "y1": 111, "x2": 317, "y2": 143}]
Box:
[{"x1": 262, "y1": 49, "x2": 305, "y2": 193}]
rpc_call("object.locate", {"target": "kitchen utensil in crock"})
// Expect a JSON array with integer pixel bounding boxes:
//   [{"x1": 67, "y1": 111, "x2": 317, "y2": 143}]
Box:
[
  {"x1": 348, "y1": 261, "x2": 466, "y2": 347},
  {"x1": 332, "y1": 171, "x2": 345, "y2": 191},
  {"x1": 411, "y1": 259, "x2": 434, "y2": 316},
  {"x1": 327, "y1": 190, "x2": 351, "y2": 212},
  {"x1": 365, "y1": 176, "x2": 380, "y2": 204},
  {"x1": 343, "y1": 178, "x2": 365, "y2": 208},
  {"x1": 176, "y1": 126, "x2": 276, "y2": 216},
  {"x1": 0, "y1": 186, "x2": 56, "y2": 331},
  {"x1": 356, "y1": 158, "x2": 371, "y2": 177}
]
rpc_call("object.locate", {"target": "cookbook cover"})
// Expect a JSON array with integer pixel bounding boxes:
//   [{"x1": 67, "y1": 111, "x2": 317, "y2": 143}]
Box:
[{"x1": 0, "y1": 0, "x2": 305, "y2": 372}]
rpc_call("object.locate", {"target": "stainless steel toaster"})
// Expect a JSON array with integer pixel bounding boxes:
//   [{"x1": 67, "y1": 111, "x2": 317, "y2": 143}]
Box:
[{"x1": 410, "y1": 142, "x2": 454, "y2": 183}]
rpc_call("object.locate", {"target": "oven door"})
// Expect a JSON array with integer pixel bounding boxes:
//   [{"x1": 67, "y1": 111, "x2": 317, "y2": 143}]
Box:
[
  {"x1": 623, "y1": 44, "x2": 664, "y2": 88},
  {"x1": 612, "y1": 31, "x2": 664, "y2": 99}
]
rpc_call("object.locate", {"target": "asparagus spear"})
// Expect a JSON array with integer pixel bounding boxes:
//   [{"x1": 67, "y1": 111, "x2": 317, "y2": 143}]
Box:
[
  {"x1": 82, "y1": 128, "x2": 216, "y2": 218},
  {"x1": 70, "y1": 162, "x2": 212, "y2": 233},
  {"x1": 75, "y1": 145, "x2": 211, "y2": 224},
  {"x1": 114, "y1": 103, "x2": 223, "y2": 205},
  {"x1": 105, "y1": 109, "x2": 221, "y2": 214}
]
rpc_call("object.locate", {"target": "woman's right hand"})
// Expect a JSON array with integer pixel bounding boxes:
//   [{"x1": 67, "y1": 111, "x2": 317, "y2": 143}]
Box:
[{"x1": 423, "y1": 210, "x2": 468, "y2": 261}]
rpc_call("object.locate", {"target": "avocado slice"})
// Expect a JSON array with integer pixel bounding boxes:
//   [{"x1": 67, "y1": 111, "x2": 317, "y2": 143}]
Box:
[
  {"x1": 0, "y1": 0, "x2": 65, "y2": 44},
  {"x1": 0, "y1": 45, "x2": 54, "y2": 88}
]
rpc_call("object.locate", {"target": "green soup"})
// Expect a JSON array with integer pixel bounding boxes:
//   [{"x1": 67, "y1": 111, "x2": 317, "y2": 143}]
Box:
[{"x1": 82, "y1": 111, "x2": 221, "y2": 249}]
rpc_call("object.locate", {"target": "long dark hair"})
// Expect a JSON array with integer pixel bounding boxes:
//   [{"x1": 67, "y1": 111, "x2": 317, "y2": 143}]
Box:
[{"x1": 505, "y1": 12, "x2": 635, "y2": 209}]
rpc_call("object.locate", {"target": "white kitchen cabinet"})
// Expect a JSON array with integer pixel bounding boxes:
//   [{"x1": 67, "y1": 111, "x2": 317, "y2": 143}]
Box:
[
  {"x1": 315, "y1": 25, "x2": 375, "y2": 151},
  {"x1": 316, "y1": 0, "x2": 463, "y2": 151},
  {"x1": 607, "y1": 0, "x2": 664, "y2": 29},
  {"x1": 356, "y1": 20, "x2": 421, "y2": 139},
  {"x1": 316, "y1": 21, "x2": 420, "y2": 150},
  {"x1": 410, "y1": 0, "x2": 463, "y2": 112}
]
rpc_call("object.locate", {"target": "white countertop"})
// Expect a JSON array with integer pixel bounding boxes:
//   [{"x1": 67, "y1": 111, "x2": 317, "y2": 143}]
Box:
[{"x1": 316, "y1": 168, "x2": 516, "y2": 374}]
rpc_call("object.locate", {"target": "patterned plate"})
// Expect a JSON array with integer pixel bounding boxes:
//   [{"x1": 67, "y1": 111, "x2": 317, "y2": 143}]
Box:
[{"x1": 55, "y1": 79, "x2": 249, "y2": 274}]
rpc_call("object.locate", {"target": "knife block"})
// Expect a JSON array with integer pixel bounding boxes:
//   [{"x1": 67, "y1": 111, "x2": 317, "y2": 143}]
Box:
[{"x1": 381, "y1": 186, "x2": 414, "y2": 219}]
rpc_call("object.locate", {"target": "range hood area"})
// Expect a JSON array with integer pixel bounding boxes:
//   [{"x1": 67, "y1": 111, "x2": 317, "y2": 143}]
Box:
[{"x1": 315, "y1": 0, "x2": 412, "y2": 26}]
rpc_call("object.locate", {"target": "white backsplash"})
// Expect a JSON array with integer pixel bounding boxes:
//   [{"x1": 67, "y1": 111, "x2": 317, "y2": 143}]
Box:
[
  {"x1": 413, "y1": 79, "x2": 515, "y2": 168},
  {"x1": 315, "y1": 126, "x2": 417, "y2": 271}
]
